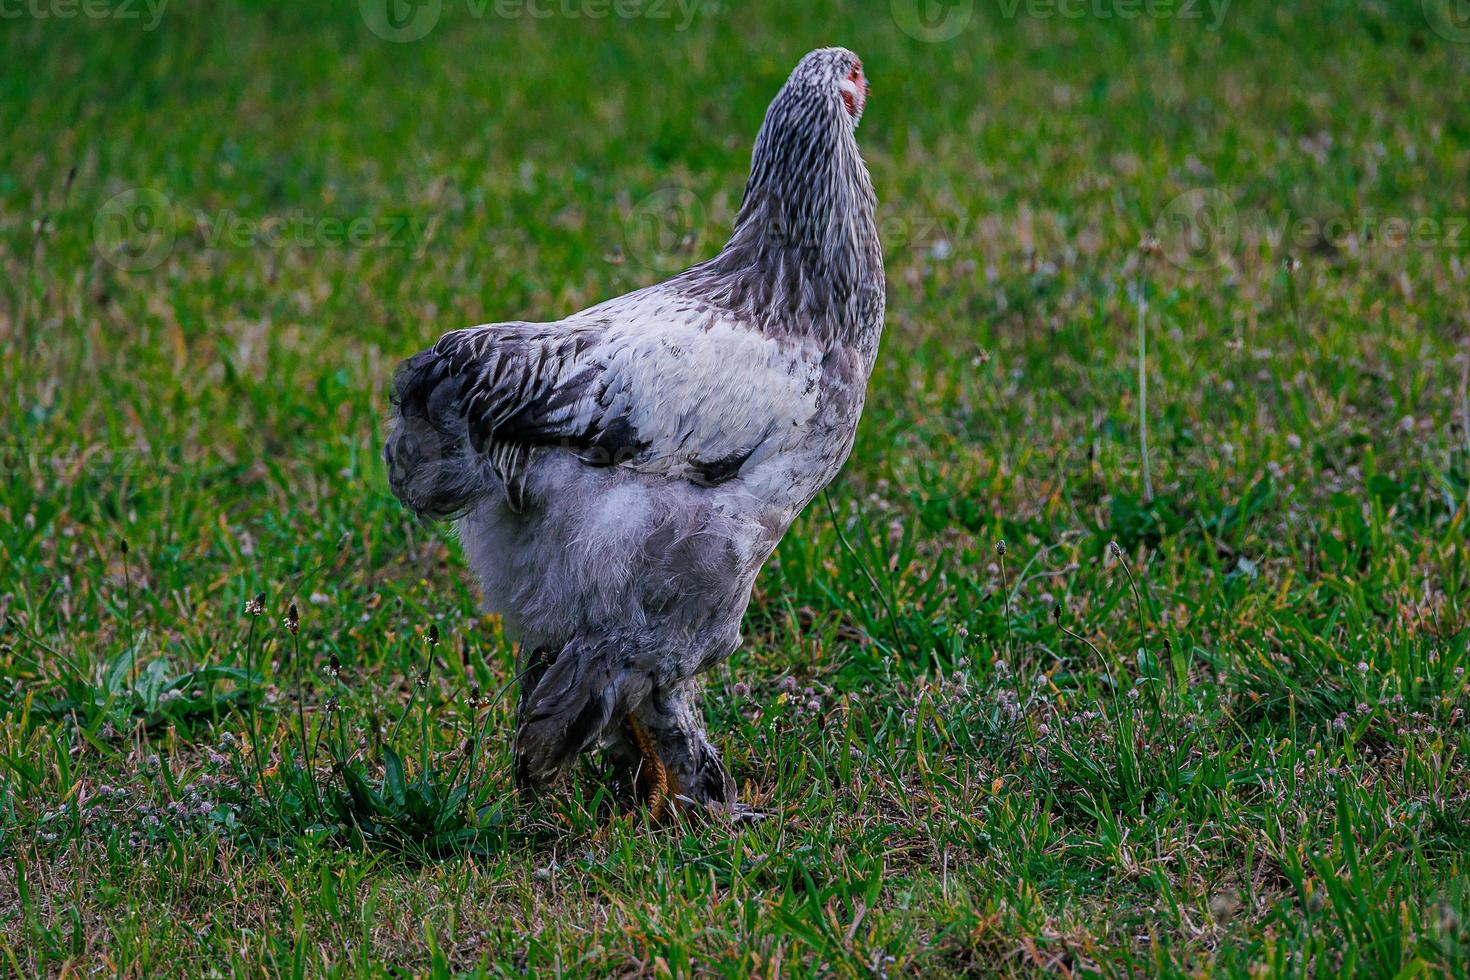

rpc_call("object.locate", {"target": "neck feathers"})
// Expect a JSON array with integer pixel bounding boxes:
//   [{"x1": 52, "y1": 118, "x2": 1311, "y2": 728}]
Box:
[{"x1": 681, "y1": 87, "x2": 882, "y2": 348}]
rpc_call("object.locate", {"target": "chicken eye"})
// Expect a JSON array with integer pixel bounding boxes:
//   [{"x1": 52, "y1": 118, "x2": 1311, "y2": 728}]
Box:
[{"x1": 840, "y1": 64, "x2": 867, "y2": 117}]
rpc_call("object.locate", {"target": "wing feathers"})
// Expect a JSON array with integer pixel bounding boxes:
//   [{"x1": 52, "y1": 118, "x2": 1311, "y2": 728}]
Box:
[{"x1": 385, "y1": 291, "x2": 822, "y2": 518}]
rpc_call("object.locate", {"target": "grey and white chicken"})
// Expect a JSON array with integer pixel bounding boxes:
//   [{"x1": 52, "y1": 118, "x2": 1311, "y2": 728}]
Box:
[{"x1": 385, "y1": 47, "x2": 883, "y2": 812}]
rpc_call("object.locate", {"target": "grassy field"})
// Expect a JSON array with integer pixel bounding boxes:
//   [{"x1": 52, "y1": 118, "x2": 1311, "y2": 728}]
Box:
[{"x1": 4, "y1": 0, "x2": 1470, "y2": 974}]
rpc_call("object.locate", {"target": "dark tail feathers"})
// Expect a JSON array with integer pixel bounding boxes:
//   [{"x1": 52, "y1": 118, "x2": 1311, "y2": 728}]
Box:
[
  {"x1": 514, "y1": 635, "x2": 648, "y2": 788},
  {"x1": 384, "y1": 349, "x2": 483, "y2": 520}
]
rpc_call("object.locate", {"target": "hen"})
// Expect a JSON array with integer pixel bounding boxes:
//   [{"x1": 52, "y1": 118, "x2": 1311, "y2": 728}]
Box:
[{"x1": 385, "y1": 47, "x2": 883, "y2": 813}]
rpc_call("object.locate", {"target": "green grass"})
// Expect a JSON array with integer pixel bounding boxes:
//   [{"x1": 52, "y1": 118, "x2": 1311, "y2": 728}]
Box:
[{"x1": 3, "y1": 0, "x2": 1470, "y2": 974}]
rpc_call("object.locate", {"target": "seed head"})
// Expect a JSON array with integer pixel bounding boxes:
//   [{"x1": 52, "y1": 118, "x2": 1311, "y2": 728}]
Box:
[
  {"x1": 327, "y1": 654, "x2": 341, "y2": 679},
  {"x1": 995, "y1": 540, "x2": 1007, "y2": 557},
  {"x1": 427, "y1": 624, "x2": 440, "y2": 647},
  {"x1": 284, "y1": 603, "x2": 299, "y2": 635},
  {"x1": 1138, "y1": 233, "x2": 1162, "y2": 258},
  {"x1": 246, "y1": 592, "x2": 266, "y2": 617},
  {"x1": 118, "y1": 537, "x2": 130, "y2": 556}
]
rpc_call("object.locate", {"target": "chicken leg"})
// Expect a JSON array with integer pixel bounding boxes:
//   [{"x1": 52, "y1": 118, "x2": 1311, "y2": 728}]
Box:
[
  {"x1": 626, "y1": 713, "x2": 673, "y2": 819},
  {"x1": 624, "y1": 680, "x2": 735, "y2": 815}
]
